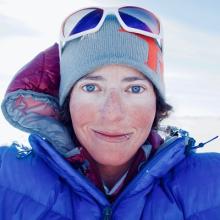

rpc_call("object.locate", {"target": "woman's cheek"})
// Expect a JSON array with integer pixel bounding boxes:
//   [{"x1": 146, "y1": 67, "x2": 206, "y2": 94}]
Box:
[
  {"x1": 70, "y1": 97, "x2": 98, "y2": 127},
  {"x1": 129, "y1": 103, "x2": 156, "y2": 130}
]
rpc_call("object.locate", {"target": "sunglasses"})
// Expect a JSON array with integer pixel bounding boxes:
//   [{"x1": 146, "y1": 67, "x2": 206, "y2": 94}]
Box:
[{"x1": 59, "y1": 6, "x2": 163, "y2": 56}]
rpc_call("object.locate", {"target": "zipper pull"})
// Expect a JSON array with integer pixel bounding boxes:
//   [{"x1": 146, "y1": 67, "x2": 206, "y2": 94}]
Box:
[
  {"x1": 103, "y1": 206, "x2": 112, "y2": 220},
  {"x1": 190, "y1": 136, "x2": 219, "y2": 150}
]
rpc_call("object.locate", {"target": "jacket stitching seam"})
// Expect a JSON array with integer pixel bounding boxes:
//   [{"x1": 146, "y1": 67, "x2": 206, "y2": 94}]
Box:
[
  {"x1": 186, "y1": 205, "x2": 220, "y2": 219},
  {"x1": 0, "y1": 184, "x2": 71, "y2": 219}
]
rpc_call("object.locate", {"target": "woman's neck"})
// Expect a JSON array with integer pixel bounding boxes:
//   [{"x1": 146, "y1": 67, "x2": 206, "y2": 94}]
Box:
[{"x1": 97, "y1": 159, "x2": 133, "y2": 189}]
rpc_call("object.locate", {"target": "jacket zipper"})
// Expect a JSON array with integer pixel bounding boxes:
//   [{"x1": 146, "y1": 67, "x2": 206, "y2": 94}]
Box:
[{"x1": 103, "y1": 206, "x2": 112, "y2": 220}]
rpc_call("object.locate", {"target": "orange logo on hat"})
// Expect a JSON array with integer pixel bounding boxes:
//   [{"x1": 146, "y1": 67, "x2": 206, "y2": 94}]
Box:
[{"x1": 119, "y1": 27, "x2": 163, "y2": 76}]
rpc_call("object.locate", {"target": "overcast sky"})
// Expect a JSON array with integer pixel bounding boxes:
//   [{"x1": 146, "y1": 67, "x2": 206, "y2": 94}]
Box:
[{"x1": 0, "y1": 0, "x2": 220, "y2": 150}]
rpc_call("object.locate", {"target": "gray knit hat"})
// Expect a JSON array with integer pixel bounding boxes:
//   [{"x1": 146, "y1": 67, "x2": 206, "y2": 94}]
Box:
[{"x1": 59, "y1": 15, "x2": 164, "y2": 106}]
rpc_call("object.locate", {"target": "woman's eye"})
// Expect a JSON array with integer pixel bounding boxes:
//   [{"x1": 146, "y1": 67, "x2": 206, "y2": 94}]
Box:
[
  {"x1": 82, "y1": 84, "x2": 98, "y2": 92},
  {"x1": 128, "y1": 85, "x2": 145, "y2": 94}
]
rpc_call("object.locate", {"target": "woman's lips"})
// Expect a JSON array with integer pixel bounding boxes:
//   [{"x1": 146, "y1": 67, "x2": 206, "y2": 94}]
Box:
[{"x1": 92, "y1": 130, "x2": 132, "y2": 143}]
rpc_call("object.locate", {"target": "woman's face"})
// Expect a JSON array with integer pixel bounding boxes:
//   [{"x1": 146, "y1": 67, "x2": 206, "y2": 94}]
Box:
[{"x1": 69, "y1": 64, "x2": 156, "y2": 167}]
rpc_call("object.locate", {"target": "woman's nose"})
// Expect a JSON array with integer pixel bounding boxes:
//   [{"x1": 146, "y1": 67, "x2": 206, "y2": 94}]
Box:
[{"x1": 100, "y1": 89, "x2": 125, "y2": 122}]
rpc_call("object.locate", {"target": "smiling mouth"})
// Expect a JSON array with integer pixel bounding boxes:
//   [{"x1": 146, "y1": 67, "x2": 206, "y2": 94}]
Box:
[{"x1": 92, "y1": 130, "x2": 132, "y2": 143}]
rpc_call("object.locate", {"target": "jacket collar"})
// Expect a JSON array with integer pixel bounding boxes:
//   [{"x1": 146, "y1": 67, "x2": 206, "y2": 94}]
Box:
[{"x1": 29, "y1": 133, "x2": 188, "y2": 206}]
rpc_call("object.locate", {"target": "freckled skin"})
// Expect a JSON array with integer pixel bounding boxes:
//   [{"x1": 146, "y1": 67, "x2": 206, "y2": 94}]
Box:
[{"x1": 69, "y1": 64, "x2": 156, "y2": 183}]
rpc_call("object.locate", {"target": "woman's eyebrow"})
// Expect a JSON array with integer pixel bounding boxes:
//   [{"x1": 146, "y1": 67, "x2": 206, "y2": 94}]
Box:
[
  {"x1": 122, "y1": 76, "x2": 148, "y2": 82},
  {"x1": 80, "y1": 75, "x2": 105, "y2": 81}
]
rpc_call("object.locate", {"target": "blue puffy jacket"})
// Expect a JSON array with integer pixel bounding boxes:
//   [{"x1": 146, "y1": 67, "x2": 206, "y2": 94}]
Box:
[
  {"x1": 1, "y1": 44, "x2": 220, "y2": 219},
  {"x1": 1, "y1": 133, "x2": 220, "y2": 220}
]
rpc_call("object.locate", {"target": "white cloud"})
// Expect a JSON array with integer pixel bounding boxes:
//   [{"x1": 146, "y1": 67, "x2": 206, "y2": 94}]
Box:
[
  {"x1": 0, "y1": 14, "x2": 40, "y2": 38},
  {"x1": 163, "y1": 18, "x2": 220, "y2": 75},
  {"x1": 85, "y1": 0, "x2": 146, "y2": 7},
  {"x1": 158, "y1": 17, "x2": 220, "y2": 117}
]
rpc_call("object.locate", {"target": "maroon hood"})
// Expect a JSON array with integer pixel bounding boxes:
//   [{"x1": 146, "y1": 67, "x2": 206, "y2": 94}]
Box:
[
  {"x1": 6, "y1": 43, "x2": 60, "y2": 97},
  {"x1": 1, "y1": 43, "x2": 76, "y2": 156}
]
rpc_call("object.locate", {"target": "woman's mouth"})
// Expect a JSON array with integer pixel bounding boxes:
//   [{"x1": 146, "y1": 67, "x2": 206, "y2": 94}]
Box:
[{"x1": 92, "y1": 130, "x2": 132, "y2": 143}]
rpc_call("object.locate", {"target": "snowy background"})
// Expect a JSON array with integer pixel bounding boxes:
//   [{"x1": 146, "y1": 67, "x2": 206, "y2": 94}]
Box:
[{"x1": 0, "y1": 0, "x2": 220, "y2": 152}]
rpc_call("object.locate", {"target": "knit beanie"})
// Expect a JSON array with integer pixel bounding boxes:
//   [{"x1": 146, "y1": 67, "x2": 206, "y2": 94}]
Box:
[{"x1": 59, "y1": 15, "x2": 164, "y2": 106}]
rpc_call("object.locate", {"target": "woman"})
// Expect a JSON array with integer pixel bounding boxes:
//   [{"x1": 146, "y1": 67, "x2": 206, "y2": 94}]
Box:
[{"x1": 1, "y1": 6, "x2": 220, "y2": 220}]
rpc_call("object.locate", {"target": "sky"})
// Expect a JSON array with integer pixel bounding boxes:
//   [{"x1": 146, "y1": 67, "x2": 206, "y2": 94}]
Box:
[{"x1": 0, "y1": 0, "x2": 220, "y2": 151}]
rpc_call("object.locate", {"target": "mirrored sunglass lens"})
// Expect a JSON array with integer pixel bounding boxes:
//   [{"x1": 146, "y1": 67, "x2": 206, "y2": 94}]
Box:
[
  {"x1": 119, "y1": 7, "x2": 160, "y2": 35},
  {"x1": 63, "y1": 8, "x2": 103, "y2": 37}
]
